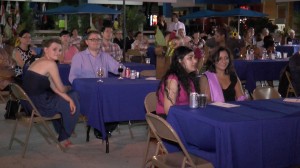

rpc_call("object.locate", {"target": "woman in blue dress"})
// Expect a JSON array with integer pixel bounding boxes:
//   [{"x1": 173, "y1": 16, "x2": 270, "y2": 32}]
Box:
[{"x1": 23, "y1": 38, "x2": 80, "y2": 148}]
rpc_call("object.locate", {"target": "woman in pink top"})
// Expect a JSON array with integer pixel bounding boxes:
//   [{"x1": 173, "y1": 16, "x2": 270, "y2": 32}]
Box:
[
  {"x1": 156, "y1": 46, "x2": 198, "y2": 117},
  {"x1": 59, "y1": 30, "x2": 79, "y2": 64}
]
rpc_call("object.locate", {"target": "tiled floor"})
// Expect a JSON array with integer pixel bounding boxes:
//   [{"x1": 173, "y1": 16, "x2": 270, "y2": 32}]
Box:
[{"x1": 0, "y1": 103, "x2": 154, "y2": 168}]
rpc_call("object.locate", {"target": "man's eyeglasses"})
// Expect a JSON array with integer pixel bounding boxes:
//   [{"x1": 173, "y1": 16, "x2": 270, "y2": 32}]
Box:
[{"x1": 88, "y1": 38, "x2": 101, "y2": 42}]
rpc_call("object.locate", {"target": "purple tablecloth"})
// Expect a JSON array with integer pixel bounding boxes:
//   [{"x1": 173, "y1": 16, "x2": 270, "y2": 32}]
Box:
[
  {"x1": 72, "y1": 77, "x2": 159, "y2": 139},
  {"x1": 234, "y1": 59, "x2": 288, "y2": 93},
  {"x1": 167, "y1": 99, "x2": 300, "y2": 168},
  {"x1": 276, "y1": 45, "x2": 300, "y2": 57}
]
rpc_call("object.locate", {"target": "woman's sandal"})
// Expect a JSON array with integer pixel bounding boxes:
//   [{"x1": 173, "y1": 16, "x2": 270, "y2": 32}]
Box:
[{"x1": 65, "y1": 140, "x2": 73, "y2": 148}]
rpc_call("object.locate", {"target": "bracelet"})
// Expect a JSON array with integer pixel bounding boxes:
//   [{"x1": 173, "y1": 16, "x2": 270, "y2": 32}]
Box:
[{"x1": 237, "y1": 95, "x2": 247, "y2": 101}]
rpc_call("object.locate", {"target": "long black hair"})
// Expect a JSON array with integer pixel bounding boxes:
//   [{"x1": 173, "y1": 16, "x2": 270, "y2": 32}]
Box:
[{"x1": 157, "y1": 46, "x2": 197, "y2": 105}]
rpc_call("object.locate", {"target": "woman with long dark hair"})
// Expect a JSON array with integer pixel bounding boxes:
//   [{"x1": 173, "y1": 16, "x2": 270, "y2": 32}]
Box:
[
  {"x1": 156, "y1": 46, "x2": 198, "y2": 117},
  {"x1": 200, "y1": 46, "x2": 245, "y2": 102}
]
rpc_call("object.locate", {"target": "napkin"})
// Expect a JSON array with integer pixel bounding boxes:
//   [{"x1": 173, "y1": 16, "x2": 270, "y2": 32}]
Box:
[
  {"x1": 283, "y1": 98, "x2": 300, "y2": 103},
  {"x1": 210, "y1": 102, "x2": 240, "y2": 108},
  {"x1": 145, "y1": 77, "x2": 157, "y2": 80}
]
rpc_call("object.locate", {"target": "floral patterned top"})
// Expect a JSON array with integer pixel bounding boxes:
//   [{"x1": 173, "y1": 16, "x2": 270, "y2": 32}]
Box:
[{"x1": 13, "y1": 46, "x2": 34, "y2": 76}]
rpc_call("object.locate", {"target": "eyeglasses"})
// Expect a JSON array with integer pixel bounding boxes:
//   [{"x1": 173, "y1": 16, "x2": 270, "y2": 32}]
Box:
[{"x1": 88, "y1": 38, "x2": 101, "y2": 42}]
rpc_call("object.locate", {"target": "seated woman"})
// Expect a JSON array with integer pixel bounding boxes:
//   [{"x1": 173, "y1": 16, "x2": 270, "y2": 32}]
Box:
[
  {"x1": 12, "y1": 30, "x2": 36, "y2": 83},
  {"x1": 156, "y1": 46, "x2": 198, "y2": 117},
  {"x1": 177, "y1": 28, "x2": 191, "y2": 46},
  {"x1": 23, "y1": 38, "x2": 80, "y2": 147},
  {"x1": 200, "y1": 47, "x2": 246, "y2": 102},
  {"x1": 189, "y1": 30, "x2": 206, "y2": 69},
  {"x1": 131, "y1": 31, "x2": 149, "y2": 56},
  {"x1": 59, "y1": 30, "x2": 79, "y2": 64},
  {"x1": 69, "y1": 28, "x2": 82, "y2": 49}
]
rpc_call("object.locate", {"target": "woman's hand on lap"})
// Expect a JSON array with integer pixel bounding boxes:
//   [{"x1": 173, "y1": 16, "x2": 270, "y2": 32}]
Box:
[{"x1": 69, "y1": 100, "x2": 76, "y2": 115}]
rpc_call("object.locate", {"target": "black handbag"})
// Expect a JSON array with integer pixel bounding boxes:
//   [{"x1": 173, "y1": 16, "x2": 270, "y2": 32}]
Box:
[{"x1": 4, "y1": 100, "x2": 19, "y2": 120}]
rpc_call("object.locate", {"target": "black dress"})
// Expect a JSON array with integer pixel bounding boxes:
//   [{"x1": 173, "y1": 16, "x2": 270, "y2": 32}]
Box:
[
  {"x1": 222, "y1": 73, "x2": 237, "y2": 102},
  {"x1": 23, "y1": 70, "x2": 80, "y2": 141}
]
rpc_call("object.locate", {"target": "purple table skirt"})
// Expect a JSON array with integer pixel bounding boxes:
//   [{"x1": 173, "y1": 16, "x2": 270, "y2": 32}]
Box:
[
  {"x1": 276, "y1": 45, "x2": 300, "y2": 57},
  {"x1": 234, "y1": 59, "x2": 288, "y2": 93},
  {"x1": 167, "y1": 99, "x2": 300, "y2": 168},
  {"x1": 72, "y1": 77, "x2": 159, "y2": 139}
]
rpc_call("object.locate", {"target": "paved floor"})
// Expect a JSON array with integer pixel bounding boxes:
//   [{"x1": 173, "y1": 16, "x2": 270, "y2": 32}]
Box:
[{"x1": 0, "y1": 102, "x2": 154, "y2": 168}]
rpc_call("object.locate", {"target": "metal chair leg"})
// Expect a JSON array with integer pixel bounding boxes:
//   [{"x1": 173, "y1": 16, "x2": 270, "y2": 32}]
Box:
[
  {"x1": 86, "y1": 125, "x2": 91, "y2": 142},
  {"x1": 9, "y1": 119, "x2": 19, "y2": 149}
]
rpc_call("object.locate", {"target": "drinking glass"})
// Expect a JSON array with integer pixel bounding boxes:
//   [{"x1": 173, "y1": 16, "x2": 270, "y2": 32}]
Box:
[
  {"x1": 96, "y1": 67, "x2": 104, "y2": 82},
  {"x1": 116, "y1": 56, "x2": 122, "y2": 63},
  {"x1": 118, "y1": 64, "x2": 124, "y2": 79}
]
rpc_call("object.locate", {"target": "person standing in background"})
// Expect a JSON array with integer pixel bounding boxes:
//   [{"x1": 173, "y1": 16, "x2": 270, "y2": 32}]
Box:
[
  {"x1": 3, "y1": 15, "x2": 15, "y2": 45},
  {"x1": 157, "y1": 15, "x2": 167, "y2": 35},
  {"x1": 167, "y1": 13, "x2": 186, "y2": 36}
]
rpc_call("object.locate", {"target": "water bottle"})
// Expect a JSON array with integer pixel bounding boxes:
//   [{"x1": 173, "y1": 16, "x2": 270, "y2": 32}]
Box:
[
  {"x1": 246, "y1": 50, "x2": 250, "y2": 60},
  {"x1": 262, "y1": 48, "x2": 267, "y2": 60},
  {"x1": 249, "y1": 48, "x2": 254, "y2": 60}
]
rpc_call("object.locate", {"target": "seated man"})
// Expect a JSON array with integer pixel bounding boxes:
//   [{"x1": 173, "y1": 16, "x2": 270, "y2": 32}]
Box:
[
  {"x1": 69, "y1": 30, "x2": 123, "y2": 139},
  {"x1": 289, "y1": 51, "x2": 300, "y2": 96}
]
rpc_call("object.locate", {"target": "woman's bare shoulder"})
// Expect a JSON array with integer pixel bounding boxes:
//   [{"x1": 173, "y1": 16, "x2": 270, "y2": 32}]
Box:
[{"x1": 30, "y1": 59, "x2": 57, "y2": 71}]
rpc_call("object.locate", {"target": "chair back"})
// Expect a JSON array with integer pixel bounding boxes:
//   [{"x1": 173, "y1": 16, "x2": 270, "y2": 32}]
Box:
[
  {"x1": 10, "y1": 83, "x2": 37, "y2": 115},
  {"x1": 126, "y1": 49, "x2": 144, "y2": 63},
  {"x1": 144, "y1": 92, "x2": 157, "y2": 114},
  {"x1": 252, "y1": 86, "x2": 281, "y2": 100},
  {"x1": 146, "y1": 113, "x2": 197, "y2": 167},
  {"x1": 126, "y1": 49, "x2": 143, "y2": 56},
  {"x1": 285, "y1": 71, "x2": 298, "y2": 97},
  {"x1": 140, "y1": 70, "x2": 156, "y2": 77},
  {"x1": 9, "y1": 83, "x2": 64, "y2": 157}
]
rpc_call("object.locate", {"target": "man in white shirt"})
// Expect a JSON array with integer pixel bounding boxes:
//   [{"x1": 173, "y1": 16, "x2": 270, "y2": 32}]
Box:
[{"x1": 167, "y1": 13, "x2": 186, "y2": 36}]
